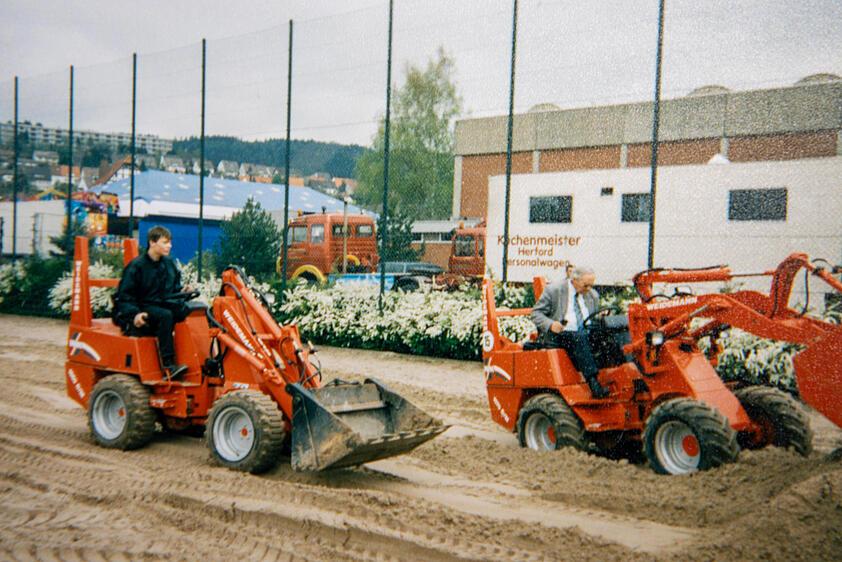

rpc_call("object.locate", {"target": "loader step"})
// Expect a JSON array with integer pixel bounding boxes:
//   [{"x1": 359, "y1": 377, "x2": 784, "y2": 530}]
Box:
[{"x1": 149, "y1": 380, "x2": 201, "y2": 388}]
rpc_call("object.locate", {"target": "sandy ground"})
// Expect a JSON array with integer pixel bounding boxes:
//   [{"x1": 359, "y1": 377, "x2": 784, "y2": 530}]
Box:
[{"x1": 0, "y1": 314, "x2": 841, "y2": 561}]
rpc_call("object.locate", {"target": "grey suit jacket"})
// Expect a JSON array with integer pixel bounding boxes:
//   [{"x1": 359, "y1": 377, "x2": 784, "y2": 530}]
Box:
[{"x1": 531, "y1": 280, "x2": 600, "y2": 336}]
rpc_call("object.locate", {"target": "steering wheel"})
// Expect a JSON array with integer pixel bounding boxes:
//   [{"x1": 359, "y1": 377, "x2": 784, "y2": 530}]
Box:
[
  {"x1": 166, "y1": 290, "x2": 201, "y2": 301},
  {"x1": 582, "y1": 305, "x2": 623, "y2": 330}
]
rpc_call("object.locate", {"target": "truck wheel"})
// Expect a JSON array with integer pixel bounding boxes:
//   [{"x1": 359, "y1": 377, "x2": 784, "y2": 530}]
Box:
[
  {"x1": 206, "y1": 391, "x2": 285, "y2": 474},
  {"x1": 394, "y1": 277, "x2": 421, "y2": 292},
  {"x1": 644, "y1": 398, "x2": 739, "y2": 475},
  {"x1": 88, "y1": 374, "x2": 156, "y2": 450},
  {"x1": 734, "y1": 385, "x2": 813, "y2": 456},
  {"x1": 299, "y1": 272, "x2": 319, "y2": 285},
  {"x1": 517, "y1": 394, "x2": 587, "y2": 452}
]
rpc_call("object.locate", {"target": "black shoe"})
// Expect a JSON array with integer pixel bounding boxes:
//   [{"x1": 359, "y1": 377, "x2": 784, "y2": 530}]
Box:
[
  {"x1": 164, "y1": 363, "x2": 188, "y2": 381},
  {"x1": 586, "y1": 377, "x2": 610, "y2": 399}
]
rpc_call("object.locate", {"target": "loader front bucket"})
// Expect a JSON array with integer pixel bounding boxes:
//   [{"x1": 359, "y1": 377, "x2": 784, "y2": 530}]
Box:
[{"x1": 287, "y1": 378, "x2": 447, "y2": 471}]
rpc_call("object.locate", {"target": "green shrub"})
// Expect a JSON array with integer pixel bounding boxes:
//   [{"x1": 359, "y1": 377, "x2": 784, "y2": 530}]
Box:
[{"x1": 0, "y1": 256, "x2": 69, "y2": 316}]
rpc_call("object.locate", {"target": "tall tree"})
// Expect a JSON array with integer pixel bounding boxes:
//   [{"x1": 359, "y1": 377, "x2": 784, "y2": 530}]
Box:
[
  {"x1": 216, "y1": 198, "x2": 281, "y2": 280},
  {"x1": 377, "y1": 210, "x2": 423, "y2": 262},
  {"x1": 355, "y1": 48, "x2": 462, "y2": 221}
]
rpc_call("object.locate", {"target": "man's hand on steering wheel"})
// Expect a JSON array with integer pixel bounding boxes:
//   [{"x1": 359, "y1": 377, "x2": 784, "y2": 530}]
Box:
[{"x1": 582, "y1": 305, "x2": 623, "y2": 330}]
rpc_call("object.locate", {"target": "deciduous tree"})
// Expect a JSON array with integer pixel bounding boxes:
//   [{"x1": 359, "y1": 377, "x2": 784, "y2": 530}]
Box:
[{"x1": 355, "y1": 48, "x2": 462, "y2": 221}]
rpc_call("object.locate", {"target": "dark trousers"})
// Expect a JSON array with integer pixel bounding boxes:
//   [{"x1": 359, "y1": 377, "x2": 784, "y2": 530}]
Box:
[
  {"x1": 132, "y1": 304, "x2": 188, "y2": 364},
  {"x1": 546, "y1": 330, "x2": 599, "y2": 380}
]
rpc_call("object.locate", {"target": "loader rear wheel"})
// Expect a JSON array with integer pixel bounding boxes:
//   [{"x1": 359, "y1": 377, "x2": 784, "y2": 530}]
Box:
[
  {"x1": 644, "y1": 398, "x2": 739, "y2": 475},
  {"x1": 88, "y1": 374, "x2": 156, "y2": 450},
  {"x1": 734, "y1": 385, "x2": 813, "y2": 456},
  {"x1": 206, "y1": 391, "x2": 285, "y2": 474},
  {"x1": 517, "y1": 394, "x2": 587, "y2": 452}
]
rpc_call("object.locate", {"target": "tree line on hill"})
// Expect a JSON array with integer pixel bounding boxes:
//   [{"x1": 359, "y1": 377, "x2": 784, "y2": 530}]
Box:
[{"x1": 170, "y1": 137, "x2": 364, "y2": 179}]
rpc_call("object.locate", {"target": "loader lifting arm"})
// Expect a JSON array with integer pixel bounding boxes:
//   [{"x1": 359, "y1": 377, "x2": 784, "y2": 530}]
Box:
[
  {"x1": 212, "y1": 267, "x2": 447, "y2": 471},
  {"x1": 627, "y1": 253, "x2": 842, "y2": 429}
]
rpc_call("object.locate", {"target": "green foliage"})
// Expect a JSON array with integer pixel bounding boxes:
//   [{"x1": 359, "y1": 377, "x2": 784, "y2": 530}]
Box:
[
  {"x1": 376, "y1": 210, "x2": 422, "y2": 262},
  {"x1": 0, "y1": 174, "x2": 33, "y2": 200},
  {"x1": 81, "y1": 143, "x2": 113, "y2": 168},
  {"x1": 171, "y1": 137, "x2": 364, "y2": 178},
  {"x1": 89, "y1": 247, "x2": 126, "y2": 272},
  {"x1": 216, "y1": 198, "x2": 281, "y2": 280},
  {"x1": 0, "y1": 256, "x2": 68, "y2": 316},
  {"x1": 48, "y1": 218, "x2": 87, "y2": 258},
  {"x1": 189, "y1": 250, "x2": 221, "y2": 278},
  {"x1": 355, "y1": 48, "x2": 462, "y2": 220}
]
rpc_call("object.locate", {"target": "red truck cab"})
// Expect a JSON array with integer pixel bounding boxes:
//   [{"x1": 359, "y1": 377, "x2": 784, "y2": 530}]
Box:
[
  {"x1": 448, "y1": 222, "x2": 486, "y2": 277},
  {"x1": 278, "y1": 212, "x2": 378, "y2": 283}
]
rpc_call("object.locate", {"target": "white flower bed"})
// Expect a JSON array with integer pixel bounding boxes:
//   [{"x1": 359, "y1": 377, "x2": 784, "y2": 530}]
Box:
[
  {"x1": 38, "y1": 259, "x2": 835, "y2": 388},
  {"x1": 0, "y1": 261, "x2": 26, "y2": 305},
  {"x1": 49, "y1": 261, "x2": 119, "y2": 315}
]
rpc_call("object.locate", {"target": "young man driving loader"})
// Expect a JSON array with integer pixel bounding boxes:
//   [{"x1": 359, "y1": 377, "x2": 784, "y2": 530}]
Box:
[
  {"x1": 531, "y1": 265, "x2": 610, "y2": 398},
  {"x1": 113, "y1": 226, "x2": 190, "y2": 380}
]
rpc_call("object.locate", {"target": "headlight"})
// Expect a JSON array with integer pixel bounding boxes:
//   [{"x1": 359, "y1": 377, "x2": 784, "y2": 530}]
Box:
[{"x1": 646, "y1": 331, "x2": 665, "y2": 347}]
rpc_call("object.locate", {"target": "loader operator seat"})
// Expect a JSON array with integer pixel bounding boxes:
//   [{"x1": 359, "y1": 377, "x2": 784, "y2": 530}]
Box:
[
  {"x1": 111, "y1": 291, "x2": 206, "y2": 337},
  {"x1": 587, "y1": 313, "x2": 631, "y2": 369}
]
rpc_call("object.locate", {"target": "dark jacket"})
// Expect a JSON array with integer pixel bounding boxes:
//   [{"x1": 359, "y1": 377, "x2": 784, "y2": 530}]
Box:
[{"x1": 113, "y1": 253, "x2": 183, "y2": 327}]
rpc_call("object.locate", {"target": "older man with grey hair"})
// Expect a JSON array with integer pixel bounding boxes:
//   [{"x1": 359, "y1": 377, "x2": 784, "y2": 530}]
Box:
[{"x1": 531, "y1": 265, "x2": 610, "y2": 398}]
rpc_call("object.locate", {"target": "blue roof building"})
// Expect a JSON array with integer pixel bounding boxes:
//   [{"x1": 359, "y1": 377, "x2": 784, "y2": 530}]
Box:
[
  {"x1": 94, "y1": 170, "x2": 370, "y2": 218},
  {"x1": 94, "y1": 170, "x2": 374, "y2": 263}
]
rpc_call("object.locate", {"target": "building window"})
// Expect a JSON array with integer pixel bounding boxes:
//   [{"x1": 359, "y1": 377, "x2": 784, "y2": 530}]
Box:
[
  {"x1": 529, "y1": 196, "x2": 572, "y2": 223},
  {"x1": 454, "y1": 235, "x2": 475, "y2": 257},
  {"x1": 621, "y1": 193, "x2": 651, "y2": 222},
  {"x1": 728, "y1": 188, "x2": 787, "y2": 221}
]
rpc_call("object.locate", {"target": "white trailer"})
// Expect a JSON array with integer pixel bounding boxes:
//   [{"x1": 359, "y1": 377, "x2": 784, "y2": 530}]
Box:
[
  {"x1": 486, "y1": 157, "x2": 842, "y2": 305},
  {"x1": 0, "y1": 200, "x2": 67, "y2": 256}
]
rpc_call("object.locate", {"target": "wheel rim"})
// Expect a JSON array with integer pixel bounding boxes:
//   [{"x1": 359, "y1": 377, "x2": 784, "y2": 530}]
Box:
[
  {"x1": 654, "y1": 420, "x2": 701, "y2": 474},
  {"x1": 524, "y1": 412, "x2": 557, "y2": 451},
  {"x1": 92, "y1": 390, "x2": 127, "y2": 440},
  {"x1": 213, "y1": 406, "x2": 255, "y2": 462}
]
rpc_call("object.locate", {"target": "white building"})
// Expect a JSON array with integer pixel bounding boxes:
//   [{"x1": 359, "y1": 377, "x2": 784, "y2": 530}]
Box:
[
  {"x1": 0, "y1": 200, "x2": 67, "y2": 256},
  {"x1": 485, "y1": 156, "x2": 842, "y2": 304}
]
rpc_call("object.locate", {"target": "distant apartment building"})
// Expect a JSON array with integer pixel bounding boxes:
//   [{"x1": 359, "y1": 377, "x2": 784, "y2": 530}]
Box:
[
  {"x1": 32, "y1": 150, "x2": 60, "y2": 165},
  {"x1": 0, "y1": 121, "x2": 173, "y2": 155}
]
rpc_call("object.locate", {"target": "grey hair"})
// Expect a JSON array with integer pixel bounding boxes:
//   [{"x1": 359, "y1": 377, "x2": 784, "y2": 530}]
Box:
[{"x1": 571, "y1": 266, "x2": 594, "y2": 280}]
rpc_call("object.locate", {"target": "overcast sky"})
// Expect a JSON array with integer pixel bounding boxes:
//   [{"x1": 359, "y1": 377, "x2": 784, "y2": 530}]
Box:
[{"x1": 1, "y1": 0, "x2": 840, "y2": 146}]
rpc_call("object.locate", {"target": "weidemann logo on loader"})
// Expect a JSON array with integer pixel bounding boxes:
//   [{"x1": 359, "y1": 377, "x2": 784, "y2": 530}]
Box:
[
  {"x1": 645, "y1": 296, "x2": 698, "y2": 311},
  {"x1": 72, "y1": 260, "x2": 82, "y2": 312}
]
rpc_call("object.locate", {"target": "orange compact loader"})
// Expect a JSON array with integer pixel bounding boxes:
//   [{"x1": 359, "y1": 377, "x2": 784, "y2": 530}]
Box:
[
  {"x1": 65, "y1": 236, "x2": 446, "y2": 472},
  {"x1": 481, "y1": 253, "x2": 842, "y2": 474}
]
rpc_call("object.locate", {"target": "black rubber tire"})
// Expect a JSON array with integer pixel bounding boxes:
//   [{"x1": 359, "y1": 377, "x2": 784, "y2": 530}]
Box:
[
  {"x1": 206, "y1": 390, "x2": 286, "y2": 474},
  {"x1": 395, "y1": 277, "x2": 421, "y2": 292},
  {"x1": 88, "y1": 374, "x2": 156, "y2": 450},
  {"x1": 517, "y1": 393, "x2": 587, "y2": 451},
  {"x1": 734, "y1": 385, "x2": 813, "y2": 456},
  {"x1": 643, "y1": 398, "x2": 739, "y2": 475},
  {"x1": 299, "y1": 272, "x2": 319, "y2": 285}
]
